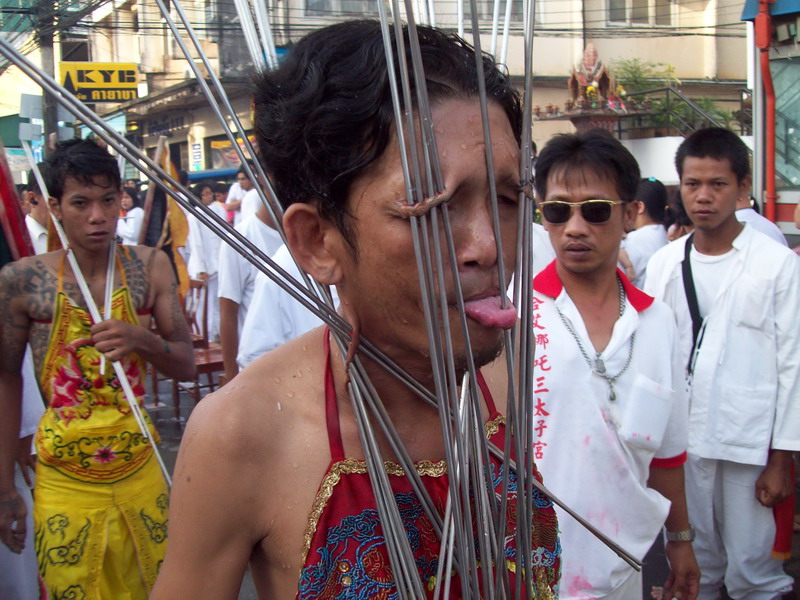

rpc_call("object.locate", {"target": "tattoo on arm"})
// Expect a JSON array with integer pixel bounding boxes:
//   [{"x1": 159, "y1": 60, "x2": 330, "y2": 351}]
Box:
[
  {"x1": 1, "y1": 260, "x2": 53, "y2": 374},
  {"x1": 168, "y1": 281, "x2": 187, "y2": 336},
  {"x1": 120, "y1": 247, "x2": 151, "y2": 311},
  {"x1": 163, "y1": 339, "x2": 171, "y2": 354}
]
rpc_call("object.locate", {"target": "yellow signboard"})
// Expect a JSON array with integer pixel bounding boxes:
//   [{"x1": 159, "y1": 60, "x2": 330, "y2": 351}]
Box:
[{"x1": 60, "y1": 62, "x2": 139, "y2": 103}]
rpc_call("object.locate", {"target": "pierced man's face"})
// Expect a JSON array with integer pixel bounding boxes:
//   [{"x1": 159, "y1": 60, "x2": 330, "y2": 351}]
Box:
[{"x1": 331, "y1": 98, "x2": 521, "y2": 371}]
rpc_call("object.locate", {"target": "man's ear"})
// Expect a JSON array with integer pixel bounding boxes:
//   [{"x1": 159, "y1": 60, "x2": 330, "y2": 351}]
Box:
[
  {"x1": 535, "y1": 197, "x2": 549, "y2": 231},
  {"x1": 623, "y1": 200, "x2": 638, "y2": 231},
  {"x1": 48, "y1": 196, "x2": 61, "y2": 220},
  {"x1": 283, "y1": 202, "x2": 346, "y2": 285},
  {"x1": 739, "y1": 174, "x2": 752, "y2": 201}
]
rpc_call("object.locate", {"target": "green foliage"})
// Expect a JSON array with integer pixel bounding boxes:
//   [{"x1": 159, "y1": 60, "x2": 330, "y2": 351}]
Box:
[
  {"x1": 610, "y1": 58, "x2": 734, "y2": 134},
  {"x1": 610, "y1": 58, "x2": 680, "y2": 93}
]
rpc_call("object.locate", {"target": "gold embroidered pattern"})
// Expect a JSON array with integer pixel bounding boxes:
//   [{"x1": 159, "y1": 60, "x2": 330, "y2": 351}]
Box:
[
  {"x1": 300, "y1": 415, "x2": 509, "y2": 568},
  {"x1": 534, "y1": 566, "x2": 555, "y2": 600},
  {"x1": 485, "y1": 414, "x2": 505, "y2": 438},
  {"x1": 300, "y1": 458, "x2": 448, "y2": 564}
]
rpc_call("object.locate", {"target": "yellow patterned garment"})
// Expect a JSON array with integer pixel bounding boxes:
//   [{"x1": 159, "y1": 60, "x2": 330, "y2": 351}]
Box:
[{"x1": 33, "y1": 252, "x2": 168, "y2": 599}]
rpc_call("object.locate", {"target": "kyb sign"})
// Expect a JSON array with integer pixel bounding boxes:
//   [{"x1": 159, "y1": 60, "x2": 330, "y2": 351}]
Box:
[{"x1": 61, "y1": 62, "x2": 139, "y2": 103}]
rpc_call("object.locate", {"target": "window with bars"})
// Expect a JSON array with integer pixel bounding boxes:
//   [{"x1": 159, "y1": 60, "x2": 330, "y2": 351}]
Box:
[
  {"x1": 609, "y1": 0, "x2": 672, "y2": 26},
  {"x1": 476, "y1": 0, "x2": 526, "y2": 22},
  {"x1": 304, "y1": 0, "x2": 379, "y2": 17}
]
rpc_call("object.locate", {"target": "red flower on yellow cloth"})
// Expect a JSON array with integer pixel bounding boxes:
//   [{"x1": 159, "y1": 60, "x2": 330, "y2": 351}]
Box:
[{"x1": 93, "y1": 446, "x2": 117, "y2": 464}]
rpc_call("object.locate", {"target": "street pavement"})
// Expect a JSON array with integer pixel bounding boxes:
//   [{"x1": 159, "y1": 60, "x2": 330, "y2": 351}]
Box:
[{"x1": 148, "y1": 379, "x2": 799, "y2": 599}]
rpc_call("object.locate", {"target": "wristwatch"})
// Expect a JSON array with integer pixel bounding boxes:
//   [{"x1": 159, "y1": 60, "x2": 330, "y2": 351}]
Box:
[{"x1": 665, "y1": 525, "x2": 696, "y2": 542}]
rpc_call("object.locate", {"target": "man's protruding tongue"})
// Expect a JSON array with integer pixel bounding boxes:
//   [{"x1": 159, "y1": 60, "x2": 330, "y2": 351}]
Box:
[{"x1": 464, "y1": 295, "x2": 517, "y2": 330}]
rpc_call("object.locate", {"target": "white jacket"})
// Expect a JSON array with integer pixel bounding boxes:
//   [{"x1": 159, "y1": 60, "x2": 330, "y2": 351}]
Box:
[
  {"x1": 187, "y1": 201, "x2": 227, "y2": 278},
  {"x1": 645, "y1": 225, "x2": 800, "y2": 466}
]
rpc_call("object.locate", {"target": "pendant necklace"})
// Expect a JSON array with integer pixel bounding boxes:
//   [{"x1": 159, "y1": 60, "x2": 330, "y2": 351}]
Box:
[{"x1": 554, "y1": 276, "x2": 635, "y2": 402}]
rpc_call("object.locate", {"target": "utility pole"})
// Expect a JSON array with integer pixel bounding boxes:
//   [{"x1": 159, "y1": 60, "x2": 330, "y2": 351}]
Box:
[{"x1": 35, "y1": 0, "x2": 57, "y2": 154}]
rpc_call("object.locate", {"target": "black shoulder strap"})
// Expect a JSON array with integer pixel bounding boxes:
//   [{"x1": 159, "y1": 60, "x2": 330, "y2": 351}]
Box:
[{"x1": 681, "y1": 233, "x2": 703, "y2": 371}]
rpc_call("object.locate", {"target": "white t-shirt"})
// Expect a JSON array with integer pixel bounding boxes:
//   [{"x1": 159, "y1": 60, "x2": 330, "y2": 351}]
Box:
[
  {"x1": 116, "y1": 206, "x2": 144, "y2": 245},
  {"x1": 621, "y1": 224, "x2": 668, "y2": 288},
  {"x1": 689, "y1": 245, "x2": 737, "y2": 318},
  {"x1": 20, "y1": 346, "x2": 44, "y2": 439},
  {"x1": 736, "y1": 208, "x2": 787, "y2": 247},
  {"x1": 531, "y1": 262, "x2": 688, "y2": 598},
  {"x1": 217, "y1": 215, "x2": 283, "y2": 335},
  {"x1": 532, "y1": 222, "x2": 556, "y2": 276},
  {"x1": 225, "y1": 181, "x2": 246, "y2": 226},
  {"x1": 239, "y1": 189, "x2": 262, "y2": 223},
  {"x1": 237, "y1": 244, "x2": 339, "y2": 369},
  {"x1": 187, "y1": 202, "x2": 227, "y2": 277}
]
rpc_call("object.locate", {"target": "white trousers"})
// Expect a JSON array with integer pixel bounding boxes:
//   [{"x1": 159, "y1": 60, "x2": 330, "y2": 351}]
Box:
[
  {"x1": 206, "y1": 273, "x2": 219, "y2": 342},
  {"x1": 0, "y1": 466, "x2": 40, "y2": 600},
  {"x1": 684, "y1": 454, "x2": 793, "y2": 600}
]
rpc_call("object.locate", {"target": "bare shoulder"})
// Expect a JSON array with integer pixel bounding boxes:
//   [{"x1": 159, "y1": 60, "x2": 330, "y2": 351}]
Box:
[
  {"x1": 0, "y1": 253, "x2": 51, "y2": 288},
  {"x1": 183, "y1": 325, "x2": 330, "y2": 493},
  {"x1": 171, "y1": 326, "x2": 332, "y2": 586},
  {"x1": 0, "y1": 253, "x2": 59, "y2": 319},
  {"x1": 126, "y1": 244, "x2": 170, "y2": 272},
  {"x1": 212, "y1": 326, "x2": 329, "y2": 450},
  {"x1": 158, "y1": 329, "x2": 332, "y2": 599},
  {"x1": 119, "y1": 246, "x2": 166, "y2": 308}
]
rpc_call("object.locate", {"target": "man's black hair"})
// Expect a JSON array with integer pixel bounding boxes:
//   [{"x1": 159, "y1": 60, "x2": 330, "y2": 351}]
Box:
[
  {"x1": 665, "y1": 190, "x2": 692, "y2": 229},
  {"x1": 675, "y1": 127, "x2": 750, "y2": 184},
  {"x1": 26, "y1": 163, "x2": 48, "y2": 198},
  {"x1": 122, "y1": 186, "x2": 142, "y2": 209},
  {"x1": 44, "y1": 138, "x2": 120, "y2": 201},
  {"x1": 194, "y1": 181, "x2": 214, "y2": 201},
  {"x1": 252, "y1": 19, "x2": 522, "y2": 245},
  {"x1": 236, "y1": 161, "x2": 254, "y2": 179},
  {"x1": 636, "y1": 178, "x2": 667, "y2": 224},
  {"x1": 534, "y1": 129, "x2": 640, "y2": 203}
]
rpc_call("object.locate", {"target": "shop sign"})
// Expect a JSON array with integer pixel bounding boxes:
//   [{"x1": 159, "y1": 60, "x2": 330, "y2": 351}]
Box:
[{"x1": 60, "y1": 62, "x2": 139, "y2": 102}]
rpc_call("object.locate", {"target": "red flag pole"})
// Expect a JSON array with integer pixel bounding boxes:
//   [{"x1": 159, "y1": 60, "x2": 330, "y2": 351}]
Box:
[{"x1": 0, "y1": 142, "x2": 35, "y2": 260}]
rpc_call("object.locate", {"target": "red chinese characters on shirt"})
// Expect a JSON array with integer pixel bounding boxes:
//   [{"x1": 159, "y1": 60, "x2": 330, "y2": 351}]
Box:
[{"x1": 532, "y1": 297, "x2": 550, "y2": 460}]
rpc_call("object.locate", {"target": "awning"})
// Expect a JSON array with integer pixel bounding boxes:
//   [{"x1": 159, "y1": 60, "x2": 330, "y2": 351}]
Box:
[{"x1": 742, "y1": 0, "x2": 800, "y2": 21}]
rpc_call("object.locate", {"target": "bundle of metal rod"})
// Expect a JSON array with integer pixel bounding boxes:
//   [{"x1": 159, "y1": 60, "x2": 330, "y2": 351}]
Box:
[
  {"x1": 0, "y1": 0, "x2": 646, "y2": 594},
  {"x1": 152, "y1": 0, "x2": 287, "y2": 249}
]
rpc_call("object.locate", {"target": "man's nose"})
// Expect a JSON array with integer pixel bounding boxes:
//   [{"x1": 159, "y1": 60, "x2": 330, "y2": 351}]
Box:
[
  {"x1": 563, "y1": 204, "x2": 591, "y2": 236},
  {"x1": 695, "y1": 184, "x2": 714, "y2": 202},
  {"x1": 459, "y1": 203, "x2": 498, "y2": 268},
  {"x1": 88, "y1": 202, "x2": 107, "y2": 222}
]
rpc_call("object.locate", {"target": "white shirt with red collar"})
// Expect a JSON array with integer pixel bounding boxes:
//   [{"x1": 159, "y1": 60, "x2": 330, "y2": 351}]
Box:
[
  {"x1": 531, "y1": 261, "x2": 688, "y2": 599},
  {"x1": 25, "y1": 214, "x2": 48, "y2": 255}
]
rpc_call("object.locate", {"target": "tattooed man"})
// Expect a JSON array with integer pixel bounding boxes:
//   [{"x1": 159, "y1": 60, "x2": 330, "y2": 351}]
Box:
[{"x1": 0, "y1": 138, "x2": 195, "y2": 599}]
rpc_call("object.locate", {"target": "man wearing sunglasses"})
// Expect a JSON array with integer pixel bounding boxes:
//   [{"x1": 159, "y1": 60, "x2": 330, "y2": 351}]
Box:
[
  {"x1": 646, "y1": 128, "x2": 800, "y2": 600},
  {"x1": 529, "y1": 129, "x2": 699, "y2": 599}
]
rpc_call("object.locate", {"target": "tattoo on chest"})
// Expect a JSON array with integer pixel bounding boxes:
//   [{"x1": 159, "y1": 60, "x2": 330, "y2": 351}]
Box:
[{"x1": 5, "y1": 251, "x2": 152, "y2": 370}]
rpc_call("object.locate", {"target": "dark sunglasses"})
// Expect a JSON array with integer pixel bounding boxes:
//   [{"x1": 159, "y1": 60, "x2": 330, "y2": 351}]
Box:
[{"x1": 540, "y1": 199, "x2": 624, "y2": 224}]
